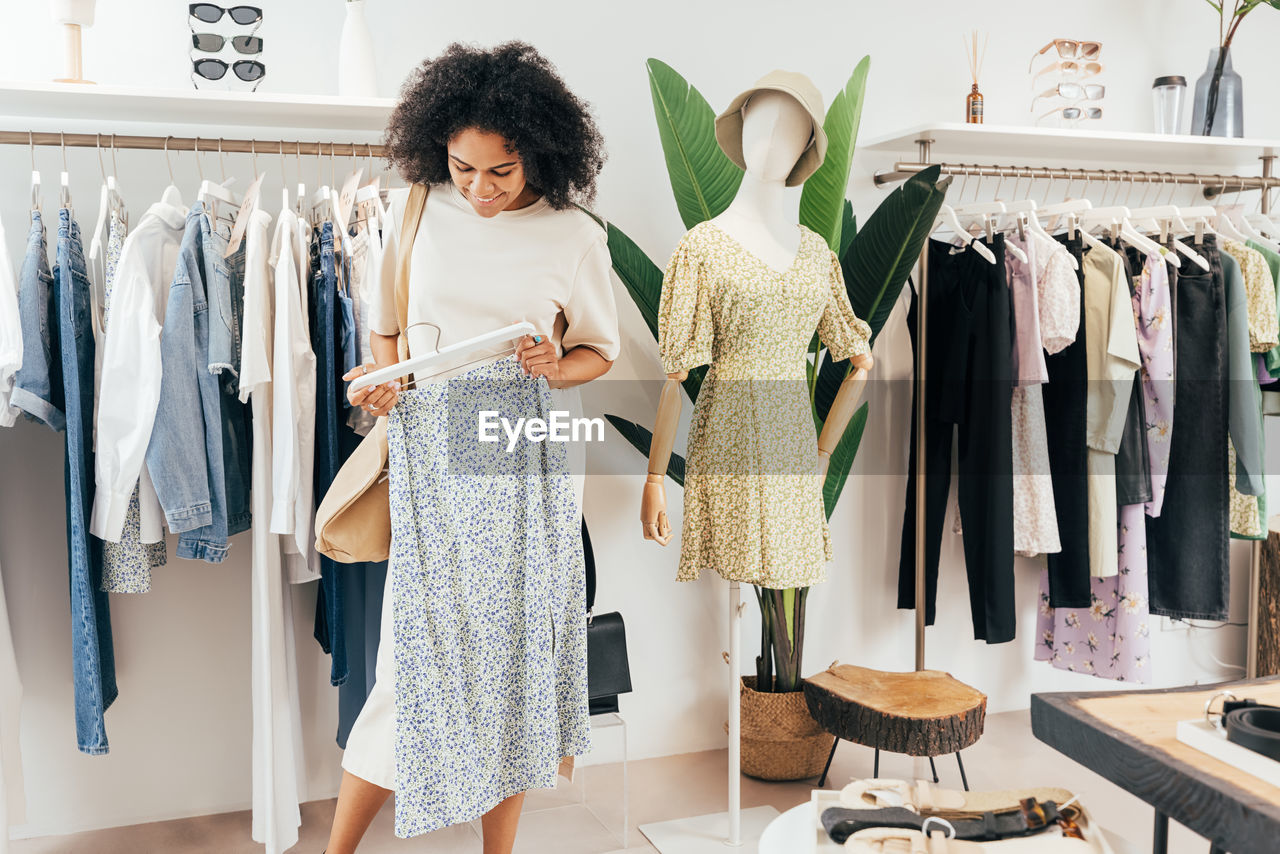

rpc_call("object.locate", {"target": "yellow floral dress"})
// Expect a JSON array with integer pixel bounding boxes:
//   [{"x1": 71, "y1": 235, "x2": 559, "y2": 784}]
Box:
[{"x1": 658, "y1": 222, "x2": 871, "y2": 589}]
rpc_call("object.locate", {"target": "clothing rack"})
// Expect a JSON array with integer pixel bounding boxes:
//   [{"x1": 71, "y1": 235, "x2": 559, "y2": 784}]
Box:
[
  {"x1": 894, "y1": 138, "x2": 1272, "y2": 677},
  {"x1": 0, "y1": 131, "x2": 385, "y2": 158}
]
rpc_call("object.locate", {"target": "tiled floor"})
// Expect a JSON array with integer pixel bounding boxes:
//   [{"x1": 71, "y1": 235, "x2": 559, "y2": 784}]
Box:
[{"x1": 10, "y1": 710, "x2": 1222, "y2": 853}]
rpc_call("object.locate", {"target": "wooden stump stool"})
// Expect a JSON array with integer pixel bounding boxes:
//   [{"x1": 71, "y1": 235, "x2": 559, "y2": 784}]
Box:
[{"x1": 802, "y1": 664, "x2": 987, "y2": 788}]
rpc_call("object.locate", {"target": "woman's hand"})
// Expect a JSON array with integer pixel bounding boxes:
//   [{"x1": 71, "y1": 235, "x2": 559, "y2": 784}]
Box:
[
  {"x1": 344, "y1": 362, "x2": 401, "y2": 417},
  {"x1": 515, "y1": 333, "x2": 561, "y2": 382}
]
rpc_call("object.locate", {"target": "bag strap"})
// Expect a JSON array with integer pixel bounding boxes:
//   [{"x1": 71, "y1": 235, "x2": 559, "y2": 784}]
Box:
[
  {"x1": 393, "y1": 183, "x2": 430, "y2": 363},
  {"x1": 583, "y1": 517, "x2": 596, "y2": 613}
]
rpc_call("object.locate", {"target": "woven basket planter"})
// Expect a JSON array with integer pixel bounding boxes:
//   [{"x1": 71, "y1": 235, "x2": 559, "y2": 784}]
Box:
[{"x1": 740, "y1": 676, "x2": 834, "y2": 781}]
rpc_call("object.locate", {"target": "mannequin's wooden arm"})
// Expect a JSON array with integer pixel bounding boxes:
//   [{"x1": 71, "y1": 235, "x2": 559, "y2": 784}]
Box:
[
  {"x1": 641, "y1": 371, "x2": 686, "y2": 545},
  {"x1": 817, "y1": 357, "x2": 872, "y2": 476}
]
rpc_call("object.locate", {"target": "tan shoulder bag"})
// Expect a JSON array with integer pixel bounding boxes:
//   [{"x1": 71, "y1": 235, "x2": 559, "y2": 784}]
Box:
[{"x1": 314, "y1": 183, "x2": 429, "y2": 563}]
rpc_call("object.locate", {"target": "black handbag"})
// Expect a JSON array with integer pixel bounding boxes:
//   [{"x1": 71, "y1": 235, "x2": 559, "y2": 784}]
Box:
[{"x1": 583, "y1": 518, "x2": 632, "y2": 715}]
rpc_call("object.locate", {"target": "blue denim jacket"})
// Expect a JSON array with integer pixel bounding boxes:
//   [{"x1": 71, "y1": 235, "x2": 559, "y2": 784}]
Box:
[
  {"x1": 11, "y1": 211, "x2": 64, "y2": 431},
  {"x1": 200, "y1": 212, "x2": 253, "y2": 536},
  {"x1": 146, "y1": 203, "x2": 230, "y2": 562}
]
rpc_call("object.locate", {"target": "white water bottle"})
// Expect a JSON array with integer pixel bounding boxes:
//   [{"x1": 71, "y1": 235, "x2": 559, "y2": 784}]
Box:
[{"x1": 338, "y1": 0, "x2": 378, "y2": 97}]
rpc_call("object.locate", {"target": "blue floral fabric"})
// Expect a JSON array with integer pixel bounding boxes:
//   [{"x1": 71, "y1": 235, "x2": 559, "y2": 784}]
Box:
[
  {"x1": 100, "y1": 210, "x2": 167, "y2": 593},
  {"x1": 386, "y1": 355, "x2": 590, "y2": 838}
]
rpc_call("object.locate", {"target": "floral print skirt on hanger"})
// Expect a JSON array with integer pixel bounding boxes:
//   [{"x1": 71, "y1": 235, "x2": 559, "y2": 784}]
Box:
[{"x1": 384, "y1": 355, "x2": 590, "y2": 838}]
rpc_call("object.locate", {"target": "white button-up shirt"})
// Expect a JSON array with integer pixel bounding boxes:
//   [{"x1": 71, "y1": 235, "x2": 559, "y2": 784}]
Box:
[{"x1": 89, "y1": 187, "x2": 187, "y2": 543}]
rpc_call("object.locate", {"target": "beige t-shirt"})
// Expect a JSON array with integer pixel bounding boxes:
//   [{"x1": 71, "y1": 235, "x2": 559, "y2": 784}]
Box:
[{"x1": 370, "y1": 184, "x2": 620, "y2": 364}]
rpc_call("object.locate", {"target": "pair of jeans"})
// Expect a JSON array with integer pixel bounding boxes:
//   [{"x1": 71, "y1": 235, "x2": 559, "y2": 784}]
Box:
[
  {"x1": 310, "y1": 222, "x2": 348, "y2": 686},
  {"x1": 201, "y1": 214, "x2": 253, "y2": 537},
  {"x1": 897, "y1": 237, "x2": 1016, "y2": 644},
  {"x1": 57, "y1": 211, "x2": 118, "y2": 753},
  {"x1": 11, "y1": 212, "x2": 63, "y2": 431},
  {"x1": 148, "y1": 204, "x2": 231, "y2": 562},
  {"x1": 1112, "y1": 243, "x2": 1153, "y2": 507},
  {"x1": 1147, "y1": 235, "x2": 1230, "y2": 620},
  {"x1": 1042, "y1": 234, "x2": 1090, "y2": 609}
]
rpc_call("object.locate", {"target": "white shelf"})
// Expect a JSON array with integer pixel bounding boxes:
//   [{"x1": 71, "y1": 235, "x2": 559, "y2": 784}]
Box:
[
  {"x1": 863, "y1": 122, "x2": 1280, "y2": 170},
  {"x1": 0, "y1": 81, "x2": 395, "y2": 135}
]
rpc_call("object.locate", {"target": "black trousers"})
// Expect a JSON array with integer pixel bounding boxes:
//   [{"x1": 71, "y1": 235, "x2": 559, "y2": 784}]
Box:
[
  {"x1": 898, "y1": 237, "x2": 1015, "y2": 644},
  {"x1": 1147, "y1": 235, "x2": 1230, "y2": 620},
  {"x1": 1042, "y1": 234, "x2": 1091, "y2": 608}
]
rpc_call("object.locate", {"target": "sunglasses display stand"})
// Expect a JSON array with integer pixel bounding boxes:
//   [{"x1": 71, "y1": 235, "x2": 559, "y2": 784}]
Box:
[{"x1": 50, "y1": 0, "x2": 95, "y2": 85}]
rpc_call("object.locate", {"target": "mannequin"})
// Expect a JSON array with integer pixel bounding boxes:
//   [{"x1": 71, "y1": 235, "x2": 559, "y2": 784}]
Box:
[{"x1": 641, "y1": 91, "x2": 874, "y2": 545}]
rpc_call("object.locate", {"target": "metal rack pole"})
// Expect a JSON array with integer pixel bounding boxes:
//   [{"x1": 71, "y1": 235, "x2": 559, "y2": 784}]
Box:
[
  {"x1": 0, "y1": 131, "x2": 385, "y2": 157},
  {"x1": 914, "y1": 138, "x2": 932, "y2": 672},
  {"x1": 876, "y1": 160, "x2": 1280, "y2": 197},
  {"x1": 1247, "y1": 153, "x2": 1276, "y2": 680}
]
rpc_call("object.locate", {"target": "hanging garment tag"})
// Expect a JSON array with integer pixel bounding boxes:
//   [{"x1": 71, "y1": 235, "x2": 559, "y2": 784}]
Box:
[
  {"x1": 224, "y1": 171, "x2": 266, "y2": 258},
  {"x1": 333, "y1": 168, "x2": 363, "y2": 235}
]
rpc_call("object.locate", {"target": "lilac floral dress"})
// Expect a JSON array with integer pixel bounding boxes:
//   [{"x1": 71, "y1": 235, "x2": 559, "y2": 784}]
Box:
[
  {"x1": 385, "y1": 355, "x2": 590, "y2": 838},
  {"x1": 1036, "y1": 252, "x2": 1172, "y2": 682}
]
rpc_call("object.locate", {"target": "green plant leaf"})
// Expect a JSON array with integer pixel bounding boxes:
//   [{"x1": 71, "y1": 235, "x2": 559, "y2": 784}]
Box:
[
  {"x1": 838, "y1": 200, "x2": 857, "y2": 260},
  {"x1": 815, "y1": 166, "x2": 949, "y2": 421},
  {"x1": 799, "y1": 56, "x2": 870, "y2": 251},
  {"x1": 605, "y1": 222, "x2": 664, "y2": 341},
  {"x1": 647, "y1": 58, "x2": 744, "y2": 230},
  {"x1": 603, "y1": 415, "x2": 686, "y2": 487},
  {"x1": 822, "y1": 401, "x2": 869, "y2": 519}
]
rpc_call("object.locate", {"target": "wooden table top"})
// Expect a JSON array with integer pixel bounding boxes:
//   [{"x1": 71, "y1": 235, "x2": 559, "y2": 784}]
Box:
[{"x1": 1031, "y1": 677, "x2": 1280, "y2": 854}]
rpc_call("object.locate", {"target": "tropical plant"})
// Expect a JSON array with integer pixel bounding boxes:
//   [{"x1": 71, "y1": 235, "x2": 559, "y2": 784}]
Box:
[
  {"x1": 602, "y1": 58, "x2": 949, "y2": 693},
  {"x1": 1201, "y1": 0, "x2": 1280, "y2": 134}
]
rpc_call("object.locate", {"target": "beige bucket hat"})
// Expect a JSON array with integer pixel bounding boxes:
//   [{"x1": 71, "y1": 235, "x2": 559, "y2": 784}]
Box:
[{"x1": 715, "y1": 70, "x2": 828, "y2": 187}]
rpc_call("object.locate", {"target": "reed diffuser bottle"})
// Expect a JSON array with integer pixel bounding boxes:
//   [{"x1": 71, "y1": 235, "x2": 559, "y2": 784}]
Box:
[{"x1": 965, "y1": 30, "x2": 988, "y2": 124}]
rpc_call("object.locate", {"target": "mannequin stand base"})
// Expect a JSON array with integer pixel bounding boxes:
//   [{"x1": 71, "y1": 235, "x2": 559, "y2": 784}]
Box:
[
  {"x1": 52, "y1": 78, "x2": 95, "y2": 84},
  {"x1": 640, "y1": 805, "x2": 780, "y2": 853}
]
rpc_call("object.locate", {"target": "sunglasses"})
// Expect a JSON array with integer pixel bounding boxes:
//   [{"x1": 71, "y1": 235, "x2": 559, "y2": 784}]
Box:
[
  {"x1": 1031, "y1": 82, "x2": 1105, "y2": 109},
  {"x1": 1028, "y1": 39, "x2": 1102, "y2": 72},
  {"x1": 1037, "y1": 105, "x2": 1103, "y2": 125},
  {"x1": 192, "y1": 58, "x2": 267, "y2": 89},
  {"x1": 1032, "y1": 60, "x2": 1103, "y2": 82},
  {"x1": 188, "y1": 4, "x2": 262, "y2": 25},
  {"x1": 191, "y1": 33, "x2": 263, "y2": 53}
]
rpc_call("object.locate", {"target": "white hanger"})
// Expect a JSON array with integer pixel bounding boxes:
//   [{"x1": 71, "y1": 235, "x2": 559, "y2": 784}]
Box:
[
  {"x1": 1245, "y1": 212, "x2": 1280, "y2": 240},
  {"x1": 89, "y1": 134, "x2": 124, "y2": 263},
  {"x1": 953, "y1": 198, "x2": 1028, "y2": 263},
  {"x1": 29, "y1": 132, "x2": 41, "y2": 213},
  {"x1": 1228, "y1": 207, "x2": 1280, "y2": 253},
  {"x1": 349, "y1": 321, "x2": 538, "y2": 394},
  {"x1": 1079, "y1": 206, "x2": 1179, "y2": 267},
  {"x1": 931, "y1": 204, "x2": 997, "y2": 264},
  {"x1": 199, "y1": 138, "x2": 241, "y2": 225},
  {"x1": 1128, "y1": 205, "x2": 1211, "y2": 271},
  {"x1": 58, "y1": 132, "x2": 72, "y2": 212}
]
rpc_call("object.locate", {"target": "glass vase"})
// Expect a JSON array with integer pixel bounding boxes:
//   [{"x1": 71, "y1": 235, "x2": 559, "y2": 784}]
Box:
[{"x1": 1191, "y1": 47, "x2": 1243, "y2": 138}]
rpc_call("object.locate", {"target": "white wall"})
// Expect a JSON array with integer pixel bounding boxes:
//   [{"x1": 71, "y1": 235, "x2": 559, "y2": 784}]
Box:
[{"x1": 1, "y1": 0, "x2": 1277, "y2": 839}]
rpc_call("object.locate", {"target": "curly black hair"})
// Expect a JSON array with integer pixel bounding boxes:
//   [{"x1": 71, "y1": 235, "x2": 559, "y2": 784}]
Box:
[{"x1": 384, "y1": 41, "x2": 606, "y2": 210}]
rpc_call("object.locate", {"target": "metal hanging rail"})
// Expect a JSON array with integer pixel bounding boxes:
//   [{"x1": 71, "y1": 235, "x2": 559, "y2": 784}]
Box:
[
  {"x1": 897, "y1": 138, "x2": 1276, "y2": 676},
  {"x1": 877, "y1": 159, "x2": 1280, "y2": 199},
  {"x1": 0, "y1": 131, "x2": 385, "y2": 158}
]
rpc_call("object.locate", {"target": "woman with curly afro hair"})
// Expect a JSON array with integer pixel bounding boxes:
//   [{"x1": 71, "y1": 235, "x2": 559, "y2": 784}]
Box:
[{"x1": 329, "y1": 42, "x2": 618, "y2": 853}]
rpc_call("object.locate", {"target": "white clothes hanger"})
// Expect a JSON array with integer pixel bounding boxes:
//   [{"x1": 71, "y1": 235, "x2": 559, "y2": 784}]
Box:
[
  {"x1": 58, "y1": 132, "x2": 72, "y2": 212},
  {"x1": 29, "y1": 132, "x2": 41, "y2": 213},
  {"x1": 89, "y1": 135, "x2": 125, "y2": 263},
  {"x1": 1128, "y1": 205, "x2": 1211, "y2": 271},
  {"x1": 931, "y1": 204, "x2": 997, "y2": 264},
  {"x1": 1079, "y1": 206, "x2": 1179, "y2": 267},
  {"x1": 348, "y1": 321, "x2": 538, "y2": 394},
  {"x1": 199, "y1": 138, "x2": 241, "y2": 225}
]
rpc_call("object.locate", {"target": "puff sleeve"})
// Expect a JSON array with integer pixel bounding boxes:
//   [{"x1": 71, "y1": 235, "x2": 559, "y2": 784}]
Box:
[
  {"x1": 816, "y1": 250, "x2": 872, "y2": 362},
  {"x1": 658, "y1": 233, "x2": 714, "y2": 374}
]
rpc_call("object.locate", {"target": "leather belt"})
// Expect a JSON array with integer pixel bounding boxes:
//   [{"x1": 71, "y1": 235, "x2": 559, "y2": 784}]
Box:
[
  {"x1": 1226, "y1": 706, "x2": 1280, "y2": 762},
  {"x1": 822, "y1": 799, "x2": 1062, "y2": 846}
]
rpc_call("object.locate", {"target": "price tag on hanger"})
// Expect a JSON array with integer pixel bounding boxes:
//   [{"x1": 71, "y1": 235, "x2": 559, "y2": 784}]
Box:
[
  {"x1": 224, "y1": 171, "x2": 266, "y2": 258},
  {"x1": 333, "y1": 168, "x2": 363, "y2": 235}
]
